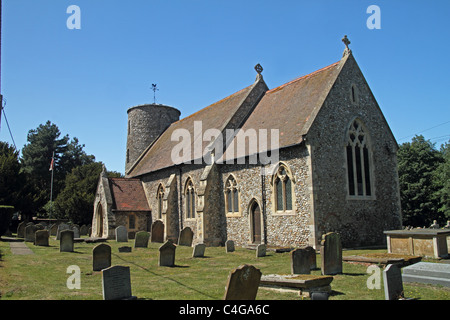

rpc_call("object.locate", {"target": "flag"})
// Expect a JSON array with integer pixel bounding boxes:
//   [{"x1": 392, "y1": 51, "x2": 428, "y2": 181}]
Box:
[{"x1": 49, "y1": 156, "x2": 54, "y2": 171}]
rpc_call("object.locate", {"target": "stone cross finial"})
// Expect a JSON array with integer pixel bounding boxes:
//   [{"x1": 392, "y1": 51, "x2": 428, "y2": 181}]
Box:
[
  {"x1": 342, "y1": 35, "x2": 351, "y2": 56},
  {"x1": 255, "y1": 63, "x2": 263, "y2": 75}
]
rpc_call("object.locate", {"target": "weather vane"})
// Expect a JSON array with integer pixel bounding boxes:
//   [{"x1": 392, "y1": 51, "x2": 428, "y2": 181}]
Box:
[{"x1": 151, "y1": 84, "x2": 159, "y2": 104}]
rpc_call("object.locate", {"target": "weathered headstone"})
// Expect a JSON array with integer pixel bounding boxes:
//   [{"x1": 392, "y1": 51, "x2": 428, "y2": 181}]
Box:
[
  {"x1": 80, "y1": 225, "x2": 88, "y2": 236},
  {"x1": 223, "y1": 264, "x2": 262, "y2": 300},
  {"x1": 102, "y1": 265, "x2": 136, "y2": 300},
  {"x1": 72, "y1": 226, "x2": 80, "y2": 238},
  {"x1": 256, "y1": 244, "x2": 266, "y2": 258},
  {"x1": 35, "y1": 223, "x2": 45, "y2": 231},
  {"x1": 151, "y1": 220, "x2": 164, "y2": 243},
  {"x1": 178, "y1": 227, "x2": 194, "y2": 247},
  {"x1": 192, "y1": 243, "x2": 206, "y2": 258},
  {"x1": 24, "y1": 225, "x2": 37, "y2": 242},
  {"x1": 115, "y1": 226, "x2": 128, "y2": 242},
  {"x1": 320, "y1": 232, "x2": 342, "y2": 275},
  {"x1": 17, "y1": 222, "x2": 26, "y2": 238},
  {"x1": 383, "y1": 264, "x2": 404, "y2": 300},
  {"x1": 60, "y1": 230, "x2": 74, "y2": 252},
  {"x1": 93, "y1": 244, "x2": 112, "y2": 271},
  {"x1": 49, "y1": 224, "x2": 58, "y2": 236},
  {"x1": 34, "y1": 230, "x2": 49, "y2": 246},
  {"x1": 56, "y1": 223, "x2": 70, "y2": 240},
  {"x1": 291, "y1": 248, "x2": 311, "y2": 274},
  {"x1": 159, "y1": 240, "x2": 176, "y2": 267},
  {"x1": 225, "y1": 240, "x2": 235, "y2": 253},
  {"x1": 304, "y1": 246, "x2": 317, "y2": 270},
  {"x1": 134, "y1": 231, "x2": 150, "y2": 248}
]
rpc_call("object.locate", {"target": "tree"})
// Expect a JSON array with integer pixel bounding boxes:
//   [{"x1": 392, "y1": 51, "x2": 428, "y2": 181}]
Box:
[
  {"x1": 53, "y1": 162, "x2": 122, "y2": 225},
  {"x1": 0, "y1": 142, "x2": 21, "y2": 206},
  {"x1": 398, "y1": 135, "x2": 444, "y2": 227},
  {"x1": 20, "y1": 121, "x2": 94, "y2": 216},
  {"x1": 433, "y1": 140, "x2": 450, "y2": 220}
]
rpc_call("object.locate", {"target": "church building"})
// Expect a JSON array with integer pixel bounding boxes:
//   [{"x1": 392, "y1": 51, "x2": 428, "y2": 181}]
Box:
[{"x1": 92, "y1": 36, "x2": 402, "y2": 248}]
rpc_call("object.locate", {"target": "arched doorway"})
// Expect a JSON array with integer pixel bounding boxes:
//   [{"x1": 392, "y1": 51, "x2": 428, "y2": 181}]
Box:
[
  {"x1": 96, "y1": 203, "x2": 104, "y2": 238},
  {"x1": 250, "y1": 201, "x2": 262, "y2": 244}
]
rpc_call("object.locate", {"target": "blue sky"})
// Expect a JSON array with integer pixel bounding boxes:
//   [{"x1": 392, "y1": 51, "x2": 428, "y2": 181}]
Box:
[{"x1": 1, "y1": 0, "x2": 449, "y2": 174}]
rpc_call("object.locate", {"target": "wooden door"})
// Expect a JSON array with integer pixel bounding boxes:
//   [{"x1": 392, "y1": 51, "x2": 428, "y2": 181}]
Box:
[{"x1": 251, "y1": 202, "x2": 261, "y2": 244}]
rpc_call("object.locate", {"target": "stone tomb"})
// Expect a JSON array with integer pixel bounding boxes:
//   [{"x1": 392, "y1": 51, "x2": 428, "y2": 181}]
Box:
[
  {"x1": 93, "y1": 244, "x2": 112, "y2": 271},
  {"x1": 134, "y1": 231, "x2": 150, "y2": 248},
  {"x1": 115, "y1": 226, "x2": 128, "y2": 242},
  {"x1": 192, "y1": 243, "x2": 206, "y2": 258},
  {"x1": 402, "y1": 262, "x2": 450, "y2": 288},
  {"x1": 102, "y1": 265, "x2": 136, "y2": 300},
  {"x1": 159, "y1": 240, "x2": 176, "y2": 267},
  {"x1": 224, "y1": 264, "x2": 262, "y2": 300},
  {"x1": 225, "y1": 240, "x2": 235, "y2": 253},
  {"x1": 260, "y1": 274, "x2": 333, "y2": 298},
  {"x1": 178, "y1": 227, "x2": 194, "y2": 247},
  {"x1": 151, "y1": 220, "x2": 164, "y2": 243},
  {"x1": 34, "y1": 230, "x2": 49, "y2": 246},
  {"x1": 60, "y1": 230, "x2": 74, "y2": 252},
  {"x1": 383, "y1": 264, "x2": 404, "y2": 300},
  {"x1": 320, "y1": 232, "x2": 342, "y2": 275}
]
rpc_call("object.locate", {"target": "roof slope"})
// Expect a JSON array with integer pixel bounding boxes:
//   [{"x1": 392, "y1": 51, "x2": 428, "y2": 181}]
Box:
[
  {"x1": 128, "y1": 83, "x2": 256, "y2": 177},
  {"x1": 109, "y1": 178, "x2": 150, "y2": 211}
]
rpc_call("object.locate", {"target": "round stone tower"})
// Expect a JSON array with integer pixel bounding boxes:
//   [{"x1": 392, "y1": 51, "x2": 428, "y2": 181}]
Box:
[{"x1": 126, "y1": 103, "x2": 181, "y2": 173}]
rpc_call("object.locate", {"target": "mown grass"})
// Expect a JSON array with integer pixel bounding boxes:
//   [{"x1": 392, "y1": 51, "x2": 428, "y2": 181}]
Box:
[{"x1": 0, "y1": 237, "x2": 449, "y2": 300}]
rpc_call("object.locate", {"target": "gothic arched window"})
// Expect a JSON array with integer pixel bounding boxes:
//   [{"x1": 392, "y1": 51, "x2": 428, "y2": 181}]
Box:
[
  {"x1": 156, "y1": 184, "x2": 165, "y2": 220},
  {"x1": 273, "y1": 164, "x2": 294, "y2": 212},
  {"x1": 225, "y1": 175, "x2": 239, "y2": 214},
  {"x1": 346, "y1": 119, "x2": 373, "y2": 197},
  {"x1": 185, "y1": 178, "x2": 196, "y2": 219}
]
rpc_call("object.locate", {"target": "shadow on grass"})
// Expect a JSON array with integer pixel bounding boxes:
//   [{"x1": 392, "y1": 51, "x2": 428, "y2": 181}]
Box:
[{"x1": 112, "y1": 253, "x2": 216, "y2": 299}]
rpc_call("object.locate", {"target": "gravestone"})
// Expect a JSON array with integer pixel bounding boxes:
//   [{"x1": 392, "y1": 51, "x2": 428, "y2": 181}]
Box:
[
  {"x1": 102, "y1": 265, "x2": 136, "y2": 300},
  {"x1": 225, "y1": 240, "x2": 235, "y2": 253},
  {"x1": 35, "y1": 224, "x2": 45, "y2": 231},
  {"x1": 119, "y1": 246, "x2": 132, "y2": 253},
  {"x1": 34, "y1": 230, "x2": 49, "y2": 246},
  {"x1": 49, "y1": 224, "x2": 58, "y2": 236},
  {"x1": 24, "y1": 225, "x2": 37, "y2": 242},
  {"x1": 178, "y1": 227, "x2": 194, "y2": 247},
  {"x1": 320, "y1": 232, "x2": 342, "y2": 275},
  {"x1": 56, "y1": 224, "x2": 70, "y2": 240},
  {"x1": 93, "y1": 244, "x2": 112, "y2": 271},
  {"x1": 115, "y1": 226, "x2": 128, "y2": 242},
  {"x1": 80, "y1": 225, "x2": 88, "y2": 236},
  {"x1": 223, "y1": 264, "x2": 262, "y2": 300},
  {"x1": 291, "y1": 248, "x2": 311, "y2": 274},
  {"x1": 256, "y1": 244, "x2": 266, "y2": 258},
  {"x1": 17, "y1": 222, "x2": 26, "y2": 238},
  {"x1": 72, "y1": 226, "x2": 80, "y2": 238},
  {"x1": 151, "y1": 220, "x2": 164, "y2": 243},
  {"x1": 60, "y1": 230, "x2": 74, "y2": 252},
  {"x1": 192, "y1": 243, "x2": 206, "y2": 258},
  {"x1": 402, "y1": 262, "x2": 450, "y2": 287},
  {"x1": 134, "y1": 231, "x2": 150, "y2": 248},
  {"x1": 383, "y1": 264, "x2": 404, "y2": 300},
  {"x1": 159, "y1": 240, "x2": 176, "y2": 267},
  {"x1": 304, "y1": 246, "x2": 317, "y2": 270}
]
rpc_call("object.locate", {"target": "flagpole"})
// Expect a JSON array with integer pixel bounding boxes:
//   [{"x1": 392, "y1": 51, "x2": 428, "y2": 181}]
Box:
[{"x1": 50, "y1": 151, "x2": 54, "y2": 215}]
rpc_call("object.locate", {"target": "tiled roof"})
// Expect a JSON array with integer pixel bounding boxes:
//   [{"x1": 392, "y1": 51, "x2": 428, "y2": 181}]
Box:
[{"x1": 109, "y1": 178, "x2": 150, "y2": 212}]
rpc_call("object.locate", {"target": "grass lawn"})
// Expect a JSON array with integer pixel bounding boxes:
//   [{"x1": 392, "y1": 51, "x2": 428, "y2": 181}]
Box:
[{"x1": 0, "y1": 236, "x2": 449, "y2": 300}]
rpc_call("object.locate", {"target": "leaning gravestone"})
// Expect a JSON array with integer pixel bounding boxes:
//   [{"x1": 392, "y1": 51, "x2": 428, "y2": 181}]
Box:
[
  {"x1": 383, "y1": 264, "x2": 404, "y2": 300},
  {"x1": 93, "y1": 244, "x2": 112, "y2": 271},
  {"x1": 134, "y1": 231, "x2": 150, "y2": 248},
  {"x1": 115, "y1": 226, "x2": 128, "y2": 242},
  {"x1": 159, "y1": 240, "x2": 176, "y2": 267},
  {"x1": 291, "y1": 248, "x2": 311, "y2": 274},
  {"x1": 320, "y1": 232, "x2": 342, "y2": 275},
  {"x1": 256, "y1": 244, "x2": 266, "y2": 258},
  {"x1": 192, "y1": 243, "x2": 206, "y2": 258},
  {"x1": 178, "y1": 227, "x2": 194, "y2": 246},
  {"x1": 102, "y1": 265, "x2": 136, "y2": 300},
  {"x1": 17, "y1": 222, "x2": 26, "y2": 238},
  {"x1": 49, "y1": 224, "x2": 58, "y2": 236},
  {"x1": 35, "y1": 230, "x2": 49, "y2": 246},
  {"x1": 225, "y1": 240, "x2": 235, "y2": 253},
  {"x1": 24, "y1": 225, "x2": 37, "y2": 242},
  {"x1": 223, "y1": 264, "x2": 262, "y2": 300},
  {"x1": 151, "y1": 220, "x2": 164, "y2": 243},
  {"x1": 60, "y1": 230, "x2": 74, "y2": 252}
]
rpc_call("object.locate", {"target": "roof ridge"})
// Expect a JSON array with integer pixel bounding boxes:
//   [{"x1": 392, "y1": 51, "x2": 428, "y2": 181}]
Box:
[{"x1": 267, "y1": 61, "x2": 340, "y2": 94}]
